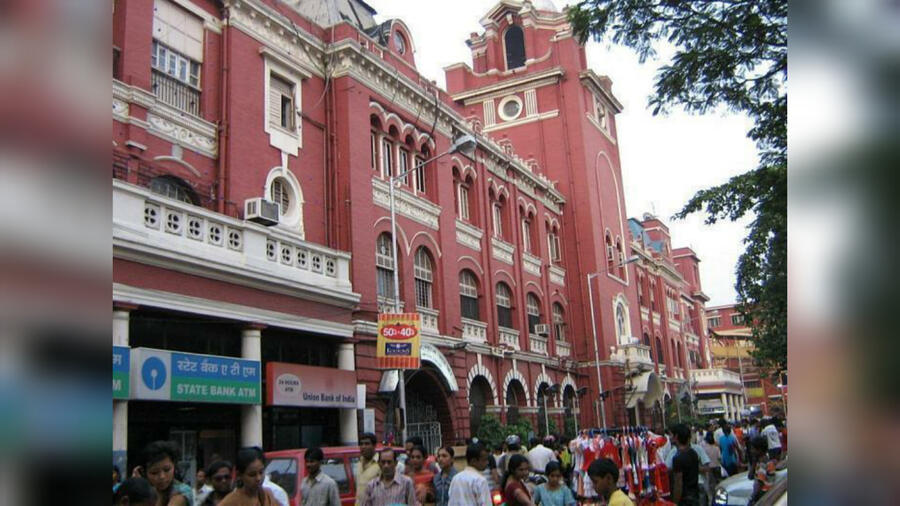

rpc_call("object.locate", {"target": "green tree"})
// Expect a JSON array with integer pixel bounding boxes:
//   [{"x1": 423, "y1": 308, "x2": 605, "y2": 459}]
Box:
[{"x1": 568, "y1": 0, "x2": 787, "y2": 375}]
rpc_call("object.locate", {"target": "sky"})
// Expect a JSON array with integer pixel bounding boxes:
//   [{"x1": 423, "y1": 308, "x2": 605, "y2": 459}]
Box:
[{"x1": 364, "y1": 0, "x2": 757, "y2": 307}]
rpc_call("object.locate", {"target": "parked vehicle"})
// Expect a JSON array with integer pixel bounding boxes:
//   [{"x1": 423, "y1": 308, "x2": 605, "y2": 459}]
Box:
[
  {"x1": 713, "y1": 457, "x2": 787, "y2": 506},
  {"x1": 265, "y1": 446, "x2": 404, "y2": 506}
]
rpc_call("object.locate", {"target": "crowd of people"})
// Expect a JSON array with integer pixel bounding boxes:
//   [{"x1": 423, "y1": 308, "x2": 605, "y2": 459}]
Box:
[{"x1": 112, "y1": 415, "x2": 785, "y2": 506}]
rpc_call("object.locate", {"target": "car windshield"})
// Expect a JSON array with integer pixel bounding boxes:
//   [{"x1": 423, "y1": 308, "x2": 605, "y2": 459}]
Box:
[{"x1": 265, "y1": 458, "x2": 298, "y2": 496}]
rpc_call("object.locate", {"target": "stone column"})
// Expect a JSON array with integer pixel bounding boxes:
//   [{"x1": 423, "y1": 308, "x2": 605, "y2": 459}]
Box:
[
  {"x1": 337, "y1": 342, "x2": 359, "y2": 445},
  {"x1": 241, "y1": 325, "x2": 264, "y2": 448},
  {"x1": 113, "y1": 306, "x2": 134, "y2": 473},
  {"x1": 729, "y1": 395, "x2": 738, "y2": 422},
  {"x1": 721, "y1": 392, "x2": 730, "y2": 421}
]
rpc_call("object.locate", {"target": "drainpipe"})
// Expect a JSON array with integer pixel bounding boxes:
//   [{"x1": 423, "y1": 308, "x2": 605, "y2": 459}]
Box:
[{"x1": 216, "y1": 5, "x2": 230, "y2": 214}]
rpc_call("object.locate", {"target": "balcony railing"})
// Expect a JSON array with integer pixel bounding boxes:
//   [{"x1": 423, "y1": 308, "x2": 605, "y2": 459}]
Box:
[
  {"x1": 377, "y1": 297, "x2": 405, "y2": 314},
  {"x1": 113, "y1": 180, "x2": 354, "y2": 300},
  {"x1": 499, "y1": 327, "x2": 520, "y2": 350},
  {"x1": 610, "y1": 343, "x2": 654, "y2": 371},
  {"x1": 529, "y1": 334, "x2": 548, "y2": 354},
  {"x1": 691, "y1": 368, "x2": 743, "y2": 386},
  {"x1": 556, "y1": 340, "x2": 571, "y2": 357},
  {"x1": 461, "y1": 318, "x2": 487, "y2": 343},
  {"x1": 151, "y1": 69, "x2": 200, "y2": 116},
  {"x1": 418, "y1": 307, "x2": 439, "y2": 334}
]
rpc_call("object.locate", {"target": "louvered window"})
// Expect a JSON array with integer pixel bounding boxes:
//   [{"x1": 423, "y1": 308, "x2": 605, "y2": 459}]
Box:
[
  {"x1": 457, "y1": 184, "x2": 470, "y2": 221},
  {"x1": 398, "y1": 148, "x2": 410, "y2": 185},
  {"x1": 526, "y1": 294, "x2": 541, "y2": 334},
  {"x1": 414, "y1": 248, "x2": 433, "y2": 308},
  {"x1": 552, "y1": 303, "x2": 566, "y2": 341},
  {"x1": 548, "y1": 231, "x2": 561, "y2": 262},
  {"x1": 492, "y1": 203, "x2": 503, "y2": 239},
  {"x1": 370, "y1": 132, "x2": 378, "y2": 172},
  {"x1": 459, "y1": 270, "x2": 479, "y2": 320},
  {"x1": 376, "y1": 234, "x2": 395, "y2": 299},
  {"x1": 521, "y1": 218, "x2": 532, "y2": 253},
  {"x1": 381, "y1": 139, "x2": 393, "y2": 178},
  {"x1": 413, "y1": 156, "x2": 426, "y2": 194},
  {"x1": 270, "y1": 178, "x2": 291, "y2": 215},
  {"x1": 269, "y1": 74, "x2": 294, "y2": 131},
  {"x1": 496, "y1": 283, "x2": 512, "y2": 329}
]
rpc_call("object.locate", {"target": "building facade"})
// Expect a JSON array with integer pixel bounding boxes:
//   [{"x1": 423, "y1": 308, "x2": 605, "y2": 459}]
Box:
[
  {"x1": 112, "y1": 0, "x2": 725, "y2": 474},
  {"x1": 706, "y1": 304, "x2": 785, "y2": 418}
]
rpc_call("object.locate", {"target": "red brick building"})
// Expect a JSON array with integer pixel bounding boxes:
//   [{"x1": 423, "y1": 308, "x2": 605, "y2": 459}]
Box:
[{"x1": 112, "y1": 0, "x2": 720, "y2": 475}]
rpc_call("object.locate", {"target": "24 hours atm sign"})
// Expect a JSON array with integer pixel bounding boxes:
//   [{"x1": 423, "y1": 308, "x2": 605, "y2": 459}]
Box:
[{"x1": 376, "y1": 313, "x2": 421, "y2": 369}]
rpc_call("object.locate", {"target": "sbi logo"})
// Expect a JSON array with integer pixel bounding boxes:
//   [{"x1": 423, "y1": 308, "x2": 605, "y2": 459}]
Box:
[{"x1": 141, "y1": 356, "x2": 167, "y2": 391}]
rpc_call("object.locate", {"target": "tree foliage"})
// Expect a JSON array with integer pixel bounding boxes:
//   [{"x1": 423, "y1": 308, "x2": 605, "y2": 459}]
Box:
[{"x1": 568, "y1": 0, "x2": 787, "y2": 374}]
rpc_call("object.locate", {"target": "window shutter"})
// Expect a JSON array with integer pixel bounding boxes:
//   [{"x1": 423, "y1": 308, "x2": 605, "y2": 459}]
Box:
[
  {"x1": 269, "y1": 74, "x2": 292, "y2": 129},
  {"x1": 153, "y1": 0, "x2": 204, "y2": 62}
]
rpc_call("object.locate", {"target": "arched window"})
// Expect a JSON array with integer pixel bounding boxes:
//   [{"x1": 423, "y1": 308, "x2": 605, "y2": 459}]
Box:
[
  {"x1": 492, "y1": 196, "x2": 505, "y2": 239},
  {"x1": 677, "y1": 342, "x2": 684, "y2": 368},
  {"x1": 615, "y1": 303, "x2": 628, "y2": 343},
  {"x1": 375, "y1": 233, "x2": 395, "y2": 300},
  {"x1": 504, "y1": 25, "x2": 525, "y2": 70},
  {"x1": 547, "y1": 224, "x2": 561, "y2": 263},
  {"x1": 150, "y1": 175, "x2": 196, "y2": 204},
  {"x1": 552, "y1": 303, "x2": 566, "y2": 341},
  {"x1": 414, "y1": 247, "x2": 433, "y2": 309},
  {"x1": 656, "y1": 336, "x2": 664, "y2": 363},
  {"x1": 643, "y1": 332, "x2": 651, "y2": 347},
  {"x1": 526, "y1": 293, "x2": 541, "y2": 334},
  {"x1": 496, "y1": 283, "x2": 513, "y2": 329},
  {"x1": 605, "y1": 233, "x2": 615, "y2": 271},
  {"x1": 615, "y1": 237, "x2": 625, "y2": 277},
  {"x1": 459, "y1": 270, "x2": 480, "y2": 320},
  {"x1": 521, "y1": 215, "x2": 533, "y2": 253}
]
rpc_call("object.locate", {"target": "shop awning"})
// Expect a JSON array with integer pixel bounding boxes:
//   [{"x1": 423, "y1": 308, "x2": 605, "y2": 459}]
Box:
[{"x1": 626, "y1": 371, "x2": 664, "y2": 408}]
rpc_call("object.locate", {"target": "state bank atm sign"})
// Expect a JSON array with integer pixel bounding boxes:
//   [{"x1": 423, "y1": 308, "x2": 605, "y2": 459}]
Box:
[{"x1": 130, "y1": 347, "x2": 261, "y2": 404}]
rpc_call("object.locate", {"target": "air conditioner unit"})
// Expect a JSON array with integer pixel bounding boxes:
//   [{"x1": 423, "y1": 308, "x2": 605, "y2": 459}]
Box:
[
  {"x1": 534, "y1": 323, "x2": 550, "y2": 336},
  {"x1": 245, "y1": 198, "x2": 279, "y2": 226}
]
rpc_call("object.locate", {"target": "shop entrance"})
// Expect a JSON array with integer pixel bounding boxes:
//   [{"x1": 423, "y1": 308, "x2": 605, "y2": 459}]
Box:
[{"x1": 128, "y1": 401, "x2": 240, "y2": 479}]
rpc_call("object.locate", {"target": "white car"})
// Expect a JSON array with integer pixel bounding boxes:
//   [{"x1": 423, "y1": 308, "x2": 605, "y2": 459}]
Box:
[{"x1": 713, "y1": 458, "x2": 787, "y2": 506}]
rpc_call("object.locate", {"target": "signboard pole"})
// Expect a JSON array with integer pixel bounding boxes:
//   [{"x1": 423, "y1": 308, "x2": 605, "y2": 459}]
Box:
[{"x1": 388, "y1": 176, "x2": 408, "y2": 444}]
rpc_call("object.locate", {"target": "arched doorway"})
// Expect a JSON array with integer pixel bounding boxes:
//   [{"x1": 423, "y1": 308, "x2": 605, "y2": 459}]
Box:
[
  {"x1": 469, "y1": 376, "x2": 493, "y2": 436},
  {"x1": 537, "y1": 382, "x2": 551, "y2": 436},
  {"x1": 405, "y1": 366, "x2": 454, "y2": 454},
  {"x1": 506, "y1": 380, "x2": 527, "y2": 425}
]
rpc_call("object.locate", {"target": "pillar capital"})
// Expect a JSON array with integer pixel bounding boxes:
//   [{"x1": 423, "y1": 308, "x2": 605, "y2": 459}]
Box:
[
  {"x1": 113, "y1": 303, "x2": 139, "y2": 313},
  {"x1": 244, "y1": 322, "x2": 267, "y2": 331}
]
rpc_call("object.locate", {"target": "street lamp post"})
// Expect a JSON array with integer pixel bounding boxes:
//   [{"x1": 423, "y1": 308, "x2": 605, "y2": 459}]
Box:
[
  {"x1": 388, "y1": 134, "x2": 476, "y2": 444},
  {"x1": 586, "y1": 255, "x2": 640, "y2": 430},
  {"x1": 542, "y1": 384, "x2": 561, "y2": 436}
]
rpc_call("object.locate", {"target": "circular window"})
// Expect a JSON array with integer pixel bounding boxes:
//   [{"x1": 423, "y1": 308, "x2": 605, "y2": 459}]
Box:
[
  {"x1": 393, "y1": 32, "x2": 406, "y2": 54},
  {"x1": 498, "y1": 96, "x2": 523, "y2": 121}
]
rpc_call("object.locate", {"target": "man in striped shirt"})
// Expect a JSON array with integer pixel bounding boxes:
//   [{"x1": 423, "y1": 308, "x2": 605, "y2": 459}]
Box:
[{"x1": 363, "y1": 448, "x2": 418, "y2": 506}]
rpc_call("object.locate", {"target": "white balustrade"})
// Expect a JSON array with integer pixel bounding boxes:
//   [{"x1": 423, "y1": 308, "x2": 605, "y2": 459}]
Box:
[
  {"x1": 461, "y1": 318, "x2": 487, "y2": 343},
  {"x1": 529, "y1": 334, "x2": 548, "y2": 354},
  {"x1": 499, "y1": 327, "x2": 520, "y2": 350}
]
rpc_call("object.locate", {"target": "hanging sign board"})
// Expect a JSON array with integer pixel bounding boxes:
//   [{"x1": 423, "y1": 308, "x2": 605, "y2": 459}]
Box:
[
  {"x1": 376, "y1": 313, "x2": 421, "y2": 369},
  {"x1": 266, "y1": 362, "x2": 357, "y2": 408}
]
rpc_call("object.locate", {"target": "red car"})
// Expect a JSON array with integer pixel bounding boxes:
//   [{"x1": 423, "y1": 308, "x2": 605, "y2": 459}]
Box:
[{"x1": 265, "y1": 446, "x2": 404, "y2": 506}]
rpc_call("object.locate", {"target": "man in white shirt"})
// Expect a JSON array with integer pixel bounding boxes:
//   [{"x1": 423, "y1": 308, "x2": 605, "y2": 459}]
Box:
[
  {"x1": 448, "y1": 442, "x2": 493, "y2": 506},
  {"x1": 527, "y1": 436, "x2": 557, "y2": 474},
  {"x1": 761, "y1": 417, "x2": 783, "y2": 460}
]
